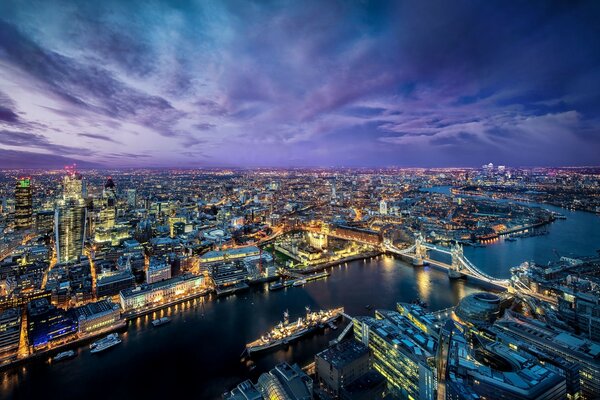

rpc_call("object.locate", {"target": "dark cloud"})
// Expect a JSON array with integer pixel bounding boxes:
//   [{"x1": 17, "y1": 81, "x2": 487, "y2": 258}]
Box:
[
  {"x1": 0, "y1": 149, "x2": 102, "y2": 169},
  {"x1": 0, "y1": 1, "x2": 599, "y2": 167},
  {"x1": 0, "y1": 130, "x2": 95, "y2": 156},
  {"x1": 0, "y1": 106, "x2": 19, "y2": 123},
  {"x1": 77, "y1": 133, "x2": 121, "y2": 143}
]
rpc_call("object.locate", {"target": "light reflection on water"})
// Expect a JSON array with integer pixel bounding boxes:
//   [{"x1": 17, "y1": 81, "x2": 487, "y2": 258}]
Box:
[{"x1": 1, "y1": 257, "x2": 497, "y2": 400}]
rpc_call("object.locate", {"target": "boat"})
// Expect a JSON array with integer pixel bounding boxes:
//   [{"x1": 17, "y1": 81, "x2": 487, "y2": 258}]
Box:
[
  {"x1": 90, "y1": 333, "x2": 121, "y2": 354},
  {"x1": 152, "y1": 317, "x2": 171, "y2": 327},
  {"x1": 292, "y1": 279, "x2": 307, "y2": 287},
  {"x1": 269, "y1": 282, "x2": 284, "y2": 291},
  {"x1": 505, "y1": 236, "x2": 517, "y2": 242},
  {"x1": 245, "y1": 306, "x2": 344, "y2": 355},
  {"x1": 328, "y1": 322, "x2": 338, "y2": 330},
  {"x1": 53, "y1": 350, "x2": 76, "y2": 362}
]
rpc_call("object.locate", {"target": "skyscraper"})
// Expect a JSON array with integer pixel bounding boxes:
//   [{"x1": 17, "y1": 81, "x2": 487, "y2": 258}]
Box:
[
  {"x1": 126, "y1": 188, "x2": 137, "y2": 208},
  {"x1": 15, "y1": 177, "x2": 33, "y2": 230},
  {"x1": 55, "y1": 171, "x2": 87, "y2": 263}
]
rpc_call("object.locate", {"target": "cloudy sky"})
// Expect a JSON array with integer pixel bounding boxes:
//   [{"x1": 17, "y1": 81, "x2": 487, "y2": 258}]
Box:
[{"x1": 0, "y1": 0, "x2": 599, "y2": 168}]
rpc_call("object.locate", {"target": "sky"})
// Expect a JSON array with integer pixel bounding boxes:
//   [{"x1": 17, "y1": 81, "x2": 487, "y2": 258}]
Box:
[{"x1": 0, "y1": 0, "x2": 599, "y2": 168}]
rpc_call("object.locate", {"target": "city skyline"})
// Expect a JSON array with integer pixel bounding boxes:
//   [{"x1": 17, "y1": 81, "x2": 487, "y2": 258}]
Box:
[{"x1": 1, "y1": 1, "x2": 600, "y2": 168}]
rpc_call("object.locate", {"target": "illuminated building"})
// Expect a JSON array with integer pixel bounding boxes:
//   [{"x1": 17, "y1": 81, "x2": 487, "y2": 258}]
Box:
[
  {"x1": 493, "y1": 311, "x2": 600, "y2": 399},
  {"x1": 315, "y1": 340, "x2": 372, "y2": 398},
  {"x1": 379, "y1": 199, "x2": 387, "y2": 215},
  {"x1": 15, "y1": 177, "x2": 33, "y2": 229},
  {"x1": 199, "y1": 246, "x2": 260, "y2": 265},
  {"x1": 256, "y1": 362, "x2": 313, "y2": 400},
  {"x1": 146, "y1": 256, "x2": 171, "y2": 284},
  {"x1": 454, "y1": 292, "x2": 503, "y2": 325},
  {"x1": 0, "y1": 308, "x2": 21, "y2": 357},
  {"x1": 35, "y1": 210, "x2": 55, "y2": 233},
  {"x1": 444, "y1": 319, "x2": 566, "y2": 400},
  {"x1": 55, "y1": 171, "x2": 87, "y2": 263},
  {"x1": 225, "y1": 363, "x2": 313, "y2": 400},
  {"x1": 27, "y1": 298, "x2": 77, "y2": 349},
  {"x1": 353, "y1": 310, "x2": 437, "y2": 400},
  {"x1": 96, "y1": 270, "x2": 135, "y2": 298},
  {"x1": 73, "y1": 300, "x2": 122, "y2": 335},
  {"x1": 126, "y1": 188, "x2": 137, "y2": 208},
  {"x1": 119, "y1": 273, "x2": 205, "y2": 311},
  {"x1": 168, "y1": 215, "x2": 186, "y2": 238}
]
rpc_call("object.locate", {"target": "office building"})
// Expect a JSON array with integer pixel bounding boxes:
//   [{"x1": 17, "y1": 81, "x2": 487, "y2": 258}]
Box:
[
  {"x1": 126, "y1": 189, "x2": 137, "y2": 208},
  {"x1": 120, "y1": 273, "x2": 205, "y2": 312},
  {"x1": 55, "y1": 172, "x2": 87, "y2": 263},
  {"x1": 494, "y1": 311, "x2": 600, "y2": 399},
  {"x1": 353, "y1": 310, "x2": 437, "y2": 400},
  {"x1": 15, "y1": 177, "x2": 33, "y2": 230},
  {"x1": 379, "y1": 199, "x2": 387, "y2": 215},
  {"x1": 27, "y1": 298, "x2": 78, "y2": 349},
  {"x1": 0, "y1": 308, "x2": 22, "y2": 356},
  {"x1": 96, "y1": 270, "x2": 135, "y2": 298},
  {"x1": 72, "y1": 300, "x2": 122, "y2": 335},
  {"x1": 315, "y1": 340, "x2": 372, "y2": 398},
  {"x1": 256, "y1": 363, "x2": 313, "y2": 400},
  {"x1": 146, "y1": 256, "x2": 171, "y2": 284}
]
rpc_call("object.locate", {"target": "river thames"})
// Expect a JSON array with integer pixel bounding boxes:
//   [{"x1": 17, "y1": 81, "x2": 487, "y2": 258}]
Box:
[{"x1": 2, "y1": 194, "x2": 600, "y2": 400}]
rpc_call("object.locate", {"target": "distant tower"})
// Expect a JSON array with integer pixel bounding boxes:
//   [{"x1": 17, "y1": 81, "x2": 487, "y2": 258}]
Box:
[
  {"x1": 331, "y1": 181, "x2": 337, "y2": 200},
  {"x1": 379, "y1": 199, "x2": 388, "y2": 215},
  {"x1": 103, "y1": 177, "x2": 116, "y2": 207},
  {"x1": 126, "y1": 189, "x2": 137, "y2": 209},
  {"x1": 15, "y1": 177, "x2": 33, "y2": 230},
  {"x1": 55, "y1": 170, "x2": 86, "y2": 263}
]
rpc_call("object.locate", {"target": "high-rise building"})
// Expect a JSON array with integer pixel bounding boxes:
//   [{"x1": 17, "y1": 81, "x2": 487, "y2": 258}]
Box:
[
  {"x1": 379, "y1": 200, "x2": 388, "y2": 215},
  {"x1": 354, "y1": 310, "x2": 437, "y2": 400},
  {"x1": 126, "y1": 188, "x2": 137, "y2": 208},
  {"x1": 55, "y1": 171, "x2": 87, "y2": 263},
  {"x1": 15, "y1": 177, "x2": 33, "y2": 229}
]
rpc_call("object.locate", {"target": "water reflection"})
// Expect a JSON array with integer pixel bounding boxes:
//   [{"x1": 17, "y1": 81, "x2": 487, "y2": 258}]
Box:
[{"x1": 3, "y1": 257, "x2": 486, "y2": 400}]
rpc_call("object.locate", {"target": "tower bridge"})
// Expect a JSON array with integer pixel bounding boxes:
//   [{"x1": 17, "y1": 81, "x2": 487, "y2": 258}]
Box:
[{"x1": 385, "y1": 234, "x2": 510, "y2": 289}]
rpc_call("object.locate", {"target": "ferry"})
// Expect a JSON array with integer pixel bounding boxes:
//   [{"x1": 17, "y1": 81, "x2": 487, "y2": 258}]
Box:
[
  {"x1": 53, "y1": 350, "x2": 76, "y2": 362},
  {"x1": 90, "y1": 333, "x2": 122, "y2": 354},
  {"x1": 245, "y1": 306, "x2": 344, "y2": 355},
  {"x1": 152, "y1": 317, "x2": 171, "y2": 327},
  {"x1": 292, "y1": 279, "x2": 307, "y2": 287}
]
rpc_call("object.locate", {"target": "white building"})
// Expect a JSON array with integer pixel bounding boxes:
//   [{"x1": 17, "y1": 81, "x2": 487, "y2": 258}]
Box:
[
  {"x1": 379, "y1": 200, "x2": 388, "y2": 215},
  {"x1": 120, "y1": 273, "x2": 205, "y2": 312},
  {"x1": 146, "y1": 257, "x2": 171, "y2": 284}
]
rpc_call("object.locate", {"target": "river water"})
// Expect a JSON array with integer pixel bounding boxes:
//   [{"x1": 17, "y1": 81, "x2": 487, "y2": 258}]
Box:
[
  {"x1": 3, "y1": 187, "x2": 600, "y2": 400},
  {"x1": 423, "y1": 186, "x2": 600, "y2": 278}
]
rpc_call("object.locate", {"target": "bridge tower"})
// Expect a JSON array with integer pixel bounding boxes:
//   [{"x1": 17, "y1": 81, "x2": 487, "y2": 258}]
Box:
[
  {"x1": 413, "y1": 233, "x2": 426, "y2": 266},
  {"x1": 448, "y1": 242, "x2": 464, "y2": 279}
]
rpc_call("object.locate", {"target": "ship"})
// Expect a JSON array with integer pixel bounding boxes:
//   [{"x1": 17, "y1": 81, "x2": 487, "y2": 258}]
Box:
[
  {"x1": 245, "y1": 306, "x2": 344, "y2": 355},
  {"x1": 90, "y1": 333, "x2": 122, "y2": 354},
  {"x1": 292, "y1": 279, "x2": 307, "y2": 287},
  {"x1": 53, "y1": 350, "x2": 76, "y2": 362},
  {"x1": 152, "y1": 317, "x2": 171, "y2": 327},
  {"x1": 269, "y1": 280, "x2": 293, "y2": 291}
]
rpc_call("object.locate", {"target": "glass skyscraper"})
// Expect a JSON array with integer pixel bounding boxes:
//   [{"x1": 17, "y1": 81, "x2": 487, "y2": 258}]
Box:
[
  {"x1": 55, "y1": 172, "x2": 87, "y2": 263},
  {"x1": 15, "y1": 177, "x2": 33, "y2": 230}
]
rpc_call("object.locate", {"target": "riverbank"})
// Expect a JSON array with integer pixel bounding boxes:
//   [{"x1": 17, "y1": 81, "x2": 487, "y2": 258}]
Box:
[
  {"x1": 0, "y1": 320, "x2": 127, "y2": 373},
  {"x1": 287, "y1": 251, "x2": 382, "y2": 274}
]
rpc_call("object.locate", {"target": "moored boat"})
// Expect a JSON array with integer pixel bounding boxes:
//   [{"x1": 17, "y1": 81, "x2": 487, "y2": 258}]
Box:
[
  {"x1": 246, "y1": 306, "x2": 344, "y2": 355},
  {"x1": 152, "y1": 317, "x2": 171, "y2": 327},
  {"x1": 90, "y1": 333, "x2": 121, "y2": 354},
  {"x1": 53, "y1": 350, "x2": 76, "y2": 362}
]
